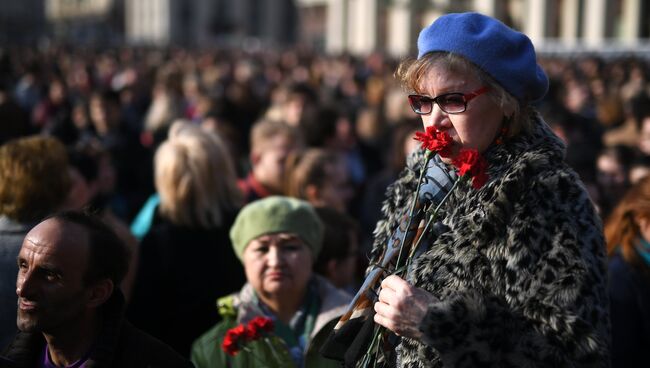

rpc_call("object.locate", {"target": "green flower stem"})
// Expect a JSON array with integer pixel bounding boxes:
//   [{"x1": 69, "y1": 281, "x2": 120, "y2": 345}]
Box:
[
  {"x1": 394, "y1": 150, "x2": 433, "y2": 272},
  {"x1": 402, "y1": 177, "x2": 461, "y2": 272},
  {"x1": 264, "y1": 338, "x2": 280, "y2": 368},
  {"x1": 359, "y1": 325, "x2": 382, "y2": 368},
  {"x1": 360, "y1": 152, "x2": 436, "y2": 368},
  {"x1": 241, "y1": 346, "x2": 272, "y2": 367}
]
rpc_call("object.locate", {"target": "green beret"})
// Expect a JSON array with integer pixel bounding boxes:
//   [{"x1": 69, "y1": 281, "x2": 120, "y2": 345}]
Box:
[{"x1": 230, "y1": 196, "x2": 324, "y2": 260}]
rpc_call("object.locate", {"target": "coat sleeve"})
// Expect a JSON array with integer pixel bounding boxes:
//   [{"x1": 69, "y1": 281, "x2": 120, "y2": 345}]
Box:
[
  {"x1": 190, "y1": 323, "x2": 229, "y2": 368},
  {"x1": 416, "y1": 168, "x2": 611, "y2": 367}
]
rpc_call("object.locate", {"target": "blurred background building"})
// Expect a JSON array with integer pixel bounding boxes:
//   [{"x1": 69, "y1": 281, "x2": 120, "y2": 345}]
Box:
[
  {"x1": 1, "y1": 0, "x2": 649, "y2": 56},
  {"x1": 0, "y1": 0, "x2": 46, "y2": 44}
]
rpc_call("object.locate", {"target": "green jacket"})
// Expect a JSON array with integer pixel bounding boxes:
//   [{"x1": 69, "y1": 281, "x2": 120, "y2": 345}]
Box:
[{"x1": 191, "y1": 275, "x2": 350, "y2": 368}]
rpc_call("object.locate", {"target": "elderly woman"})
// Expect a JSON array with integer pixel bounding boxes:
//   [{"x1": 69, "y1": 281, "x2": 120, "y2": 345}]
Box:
[
  {"x1": 191, "y1": 196, "x2": 351, "y2": 368},
  {"x1": 361, "y1": 12, "x2": 610, "y2": 367}
]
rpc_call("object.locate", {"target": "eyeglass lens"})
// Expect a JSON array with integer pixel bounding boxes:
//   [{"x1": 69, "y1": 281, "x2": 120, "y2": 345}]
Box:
[{"x1": 409, "y1": 93, "x2": 467, "y2": 114}]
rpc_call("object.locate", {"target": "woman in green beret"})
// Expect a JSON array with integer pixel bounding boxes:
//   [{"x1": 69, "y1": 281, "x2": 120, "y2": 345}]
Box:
[{"x1": 190, "y1": 196, "x2": 351, "y2": 368}]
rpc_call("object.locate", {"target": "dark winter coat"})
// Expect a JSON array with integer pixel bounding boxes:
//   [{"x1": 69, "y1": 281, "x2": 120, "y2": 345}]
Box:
[
  {"x1": 127, "y1": 208, "x2": 245, "y2": 357},
  {"x1": 1, "y1": 291, "x2": 193, "y2": 368},
  {"x1": 608, "y1": 253, "x2": 650, "y2": 368},
  {"x1": 371, "y1": 116, "x2": 611, "y2": 367}
]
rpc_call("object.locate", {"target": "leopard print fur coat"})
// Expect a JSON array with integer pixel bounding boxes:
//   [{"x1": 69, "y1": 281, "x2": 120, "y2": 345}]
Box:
[{"x1": 370, "y1": 115, "x2": 610, "y2": 367}]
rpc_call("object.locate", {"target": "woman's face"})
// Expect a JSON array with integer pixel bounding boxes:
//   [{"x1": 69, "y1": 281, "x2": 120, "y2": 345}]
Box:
[
  {"x1": 242, "y1": 233, "x2": 313, "y2": 301},
  {"x1": 417, "y1": 65, "x2": 506, "y2": 160}
]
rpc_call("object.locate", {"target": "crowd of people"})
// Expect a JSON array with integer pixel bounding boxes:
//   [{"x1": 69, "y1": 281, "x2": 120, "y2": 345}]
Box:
[{"x1": 1, "y1": 12, "x2": 649, "y2": 367}]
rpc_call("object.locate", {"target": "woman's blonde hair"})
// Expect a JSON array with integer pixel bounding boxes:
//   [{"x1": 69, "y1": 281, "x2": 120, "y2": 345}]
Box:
[
  {"x1": 154, "y1": 121, "x2": 242, "y2": 228},
  {"x1": 604, "y1": 175, "x2": 650, "y2": 265},
  {"x1": 395, "y1": 52, "x2": 537, "y2": 137}
]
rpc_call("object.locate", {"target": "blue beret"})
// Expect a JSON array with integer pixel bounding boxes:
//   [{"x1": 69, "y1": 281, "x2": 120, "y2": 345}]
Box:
[{"x1": 417, "y1": 12, "x2": 548, "y2": 102}]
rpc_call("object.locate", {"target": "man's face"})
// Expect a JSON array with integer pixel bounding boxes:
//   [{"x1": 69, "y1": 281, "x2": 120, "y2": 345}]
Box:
[{"x1": 16, "y1": 219, "x2": 91, "y2": 333}]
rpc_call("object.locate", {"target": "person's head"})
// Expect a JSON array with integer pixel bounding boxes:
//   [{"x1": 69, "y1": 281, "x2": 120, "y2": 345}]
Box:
[
  {"x1": 300, "y1": 104, "x2": 355, "y2": 151},
  {"x1": 0, "y1": 136, "x2": 71, "y2": 223},
  {"x1": 155, "y1": 121, "x2": 242, "y2": 228},
  {"x1": 313, "y1": 206, "x2": 359, "y2": 289},
  {"x1": 285, "y1": 148, "x2": 353, "y2": 213},
  {"x1": 397, "y1": 12, "x2": 548, "y2": 161},
  {"x1": 388, "y1": 118, "x2": 423, "y2": 173},
  {"x1": 249, "y1": 119, "x2": 300, "y2": 194},
  {"x1": 284, "y1": 82, "x2": 319, "y2": 127},
  {"x1": 230, "y1": 196, "x2": 323, "y2": 301},
  {"x1": 605, "y1": 175, "x2": 650, "y2": 266},
  {"x1": 89, "y1": 90, "x2": 121, "y2": 135},
  {"x1": 47, "y1": 78, "x2": 68, "y2": 106},
  {"x1": 596, "y1": 144, "x2": 635, "y2": 216},
  {"x1": 15, "y1": 211, "x2": 128, "y2": 334},
  {"x1": 64, "y1": 146, "x2": 101, "y2": 211}
]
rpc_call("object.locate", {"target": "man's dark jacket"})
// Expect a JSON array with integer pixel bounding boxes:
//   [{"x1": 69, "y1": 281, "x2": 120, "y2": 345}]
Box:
[{"x1": 1, "y1": 290, "x2": 194, "y2": 368}]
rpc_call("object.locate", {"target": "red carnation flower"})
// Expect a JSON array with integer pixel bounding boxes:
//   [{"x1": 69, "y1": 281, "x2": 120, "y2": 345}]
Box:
[
  {"x1": 414, "y1": 126, "x2": 454, "y2": 158},
  {"x1": 452, "y1": 149, "x2": 489, "y2": 189},
  {"x1": 221, "y1": 324, "x2": 253, "y2": 356},
  {"x1": 248, "y1": 316, "x2": 274, "y2": 340}
]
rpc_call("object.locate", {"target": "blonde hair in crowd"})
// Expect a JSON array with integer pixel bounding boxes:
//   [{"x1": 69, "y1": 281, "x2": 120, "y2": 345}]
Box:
[{"x1": 154, "y1": 121, "x2": 242, "y2": 228}]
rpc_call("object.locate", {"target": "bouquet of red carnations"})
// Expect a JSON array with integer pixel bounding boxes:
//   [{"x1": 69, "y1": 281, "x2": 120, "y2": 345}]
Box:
[{"x1": 221, "y1": 316, "x2": 295, "y2": 368}]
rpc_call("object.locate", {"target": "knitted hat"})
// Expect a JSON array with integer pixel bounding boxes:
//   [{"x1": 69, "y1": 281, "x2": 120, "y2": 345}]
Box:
[
  {"x1": 417, "y1": 12, "x2": 548, "y2": 102},
  {"x1": 230, "y1": 196, "x2": 324, "y2": 260}
]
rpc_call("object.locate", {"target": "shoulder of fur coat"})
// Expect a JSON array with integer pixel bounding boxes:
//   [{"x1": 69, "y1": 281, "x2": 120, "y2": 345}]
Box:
[{"x1": 371, "y1": 116, "x2": 611, "y2": 368}]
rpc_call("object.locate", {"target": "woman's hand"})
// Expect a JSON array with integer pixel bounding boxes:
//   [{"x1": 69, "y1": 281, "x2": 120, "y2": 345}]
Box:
[{"x1": 373, "y1": 275, "x2": 437, "y2": 340}]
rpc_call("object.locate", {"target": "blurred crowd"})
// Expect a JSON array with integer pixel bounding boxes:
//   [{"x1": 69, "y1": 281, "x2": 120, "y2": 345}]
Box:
[
  {"x1": 1, "y1": 45, "x2": 650, "y2": 363},
  {"x1": 2, "y1": 47, "x2": 648, "y2": 229}
]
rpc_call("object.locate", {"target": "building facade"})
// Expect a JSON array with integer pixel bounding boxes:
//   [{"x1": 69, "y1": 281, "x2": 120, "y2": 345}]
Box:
[
  {"x1": 0, "y1": 0, "x2": 46, "y2": 45},
  {"x1": 124, "y1": 0, "x2": 297, "y2": 48},
  {"x1": 296, "y1": 0, "x2": 650, "y2": 57},
  {"x1": 4, "y1": 0, "x2": 649, "y2": 56},
  {"x1": 46, "y1": 0, "x2": 124, "y2": 44}
]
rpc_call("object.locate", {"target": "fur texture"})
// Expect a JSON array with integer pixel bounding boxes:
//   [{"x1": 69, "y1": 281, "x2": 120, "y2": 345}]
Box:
[{"x1": 370, "y1": 115, "x2": 610, "y2": 367}]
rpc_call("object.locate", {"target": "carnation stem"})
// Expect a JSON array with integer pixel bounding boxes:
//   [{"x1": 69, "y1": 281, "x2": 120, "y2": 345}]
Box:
[
  {"x1": 394, "y1": 150, "x2": 433, "y2": 272},
  {"x1": 263, "y1": 338, "x2": 285, "y2": 368},
  {"x1": 241, "y1": 346, "x2": 273, "y2": 368},
  {"x1": 361, "y1": 152, "x2": 433, "y2": 368},
  {"x1": 403, "y1": 177, "x2": 460, "y2": 272}
]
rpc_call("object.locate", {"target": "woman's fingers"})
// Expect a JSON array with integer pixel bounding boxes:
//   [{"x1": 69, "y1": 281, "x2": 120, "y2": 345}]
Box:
[
  {"x1": 377, "y1": 286, "x2": 396, "y2": 304},
  {"x1": 374, "y1": 275, "x2": 439, "y2": 340},
  {"x1": 380, "y1": 274, "x2": 410, "y2": 292}
]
